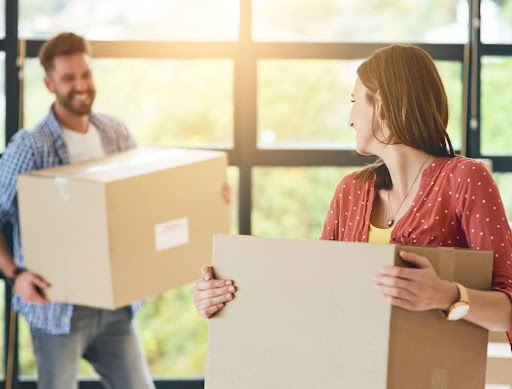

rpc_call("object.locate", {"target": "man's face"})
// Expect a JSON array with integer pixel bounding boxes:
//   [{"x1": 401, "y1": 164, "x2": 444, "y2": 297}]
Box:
[{"x1": 45, "y1": 52, "x2": 96, "y2": 116}]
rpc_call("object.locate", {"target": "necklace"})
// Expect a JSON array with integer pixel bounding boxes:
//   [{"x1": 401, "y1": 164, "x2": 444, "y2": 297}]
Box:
[{"x1": 387, "y1": 155, "x2": 431, "y2": 228}]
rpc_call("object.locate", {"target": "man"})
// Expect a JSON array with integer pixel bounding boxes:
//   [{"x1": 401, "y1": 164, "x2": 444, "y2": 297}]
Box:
[{"x1": 0, "y1": 32, "x2": 155, "y2": 389}]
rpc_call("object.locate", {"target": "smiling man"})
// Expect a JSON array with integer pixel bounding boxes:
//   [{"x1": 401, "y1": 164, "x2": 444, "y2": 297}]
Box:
[{"x1": 0, "y1": 33, "x2": 154, "y2": 388}]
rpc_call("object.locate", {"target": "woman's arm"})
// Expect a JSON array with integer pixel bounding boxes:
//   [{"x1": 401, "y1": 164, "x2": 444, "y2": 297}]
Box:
[
  {"x1": 375, "y1": 250, "x2": 512, "y2": 331},
  {"x1": 465, "y1": 288, "x2": 512, "y2": 331}
]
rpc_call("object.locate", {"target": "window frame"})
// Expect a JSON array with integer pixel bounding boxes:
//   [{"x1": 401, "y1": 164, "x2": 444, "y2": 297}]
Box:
[{"x1": 2, "y1": 0, "x2": 500, "y2": 387}]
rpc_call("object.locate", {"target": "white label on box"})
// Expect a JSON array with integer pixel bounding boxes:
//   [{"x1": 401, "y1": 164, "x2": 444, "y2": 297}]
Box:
[{"x1": 155, "y1": 218, "x2": 189, "y2": 251}]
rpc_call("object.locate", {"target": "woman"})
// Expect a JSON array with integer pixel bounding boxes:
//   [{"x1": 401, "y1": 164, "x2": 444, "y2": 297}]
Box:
[{"x1": 193, "y1": 44, "x2": 512, "y2": 344}]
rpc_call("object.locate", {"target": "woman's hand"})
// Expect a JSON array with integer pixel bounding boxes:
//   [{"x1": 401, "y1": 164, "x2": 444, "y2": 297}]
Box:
[
  {"x1": 373, "y1": 251, "x2": 458, "y2": 311},
  {"x1": 193, "y1": 265, "x2": 237, "y2": 318}
]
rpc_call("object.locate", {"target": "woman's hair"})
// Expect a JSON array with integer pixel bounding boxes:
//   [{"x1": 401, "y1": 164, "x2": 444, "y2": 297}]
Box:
[{"x1": 354, "y1": 44, "x2": 455, "y2": 190}]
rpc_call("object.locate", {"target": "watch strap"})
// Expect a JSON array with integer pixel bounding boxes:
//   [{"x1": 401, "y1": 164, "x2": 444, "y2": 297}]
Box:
[
  {"x1": 454, "y1": 282, "x2": 469, "y2": 304},
  {"x1": 7, "y1": 267, "x2": 25, "y2": 287}
]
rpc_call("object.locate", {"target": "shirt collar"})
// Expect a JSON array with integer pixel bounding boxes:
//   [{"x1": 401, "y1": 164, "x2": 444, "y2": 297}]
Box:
[{"x1": 44, "y1": 105, "x2": 98, "y2": 165}]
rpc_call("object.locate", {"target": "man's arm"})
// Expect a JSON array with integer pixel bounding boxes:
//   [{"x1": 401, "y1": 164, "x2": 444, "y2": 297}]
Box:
[
  {"x1": 0, "y1": 132, "x2": 50, "y2": 303},
  {"x1": 0, "y1": 232, "x2": 18, "y2": 282}
]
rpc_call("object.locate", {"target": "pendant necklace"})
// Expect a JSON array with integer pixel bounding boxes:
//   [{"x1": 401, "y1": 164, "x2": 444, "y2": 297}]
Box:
[{"x1": 387, "y1": 155, "x2": 431, "y2": 228}]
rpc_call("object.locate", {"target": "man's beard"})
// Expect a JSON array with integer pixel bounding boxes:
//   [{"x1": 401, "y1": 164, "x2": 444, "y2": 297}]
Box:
[{"x1": 56, "y1": 89, "x2": 96, "y2": 116}]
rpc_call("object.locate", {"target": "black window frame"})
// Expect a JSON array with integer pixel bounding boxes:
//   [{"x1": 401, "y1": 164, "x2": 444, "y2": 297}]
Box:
[{"x1": 1, "y1": 0, "x2": 504, "y2": 387}]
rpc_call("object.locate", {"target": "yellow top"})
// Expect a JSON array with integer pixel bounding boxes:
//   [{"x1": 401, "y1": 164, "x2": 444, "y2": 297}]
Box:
[{"x1": 368, "y1": 223, "x2": 392, "y2": 244}]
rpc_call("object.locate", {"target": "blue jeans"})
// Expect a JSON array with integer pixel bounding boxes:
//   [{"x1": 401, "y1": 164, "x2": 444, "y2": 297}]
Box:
[{"x1": 30, "y1": 305, "x2": 155, "y2": 389}]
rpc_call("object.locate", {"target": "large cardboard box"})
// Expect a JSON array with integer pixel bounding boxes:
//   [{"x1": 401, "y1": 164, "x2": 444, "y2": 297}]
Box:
[
  {"x1": 206, "y1": 235, "x2": 493, "y2": 389},
  {"x1": 18, "y1": 147, "x2": 229, "y2": 309}
]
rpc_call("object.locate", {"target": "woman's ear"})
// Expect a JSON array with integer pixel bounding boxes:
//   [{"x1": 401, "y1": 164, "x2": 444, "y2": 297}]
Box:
[{"x1": 374, "y1": 91, "x2": 386, "y2": 121}]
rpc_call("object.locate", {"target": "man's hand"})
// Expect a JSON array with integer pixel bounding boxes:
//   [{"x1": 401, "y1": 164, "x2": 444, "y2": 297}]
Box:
[
  {"x1": 221, "y1": 183, "x2": 231, "y2": 205},
  {"x1": 14, "y1": 271, "x2": 51, "y2": 305}
]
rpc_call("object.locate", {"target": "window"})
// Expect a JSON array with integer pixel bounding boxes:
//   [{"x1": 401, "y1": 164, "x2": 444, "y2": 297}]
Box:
[
  {"x1": 481, "y1": 0, "x2": 512, "y2": 44},
  {"x1": 253, "y1": 167, "x2": 358, "y2": 239},
  {"x1": 19, "y1": 0, "x2": 239, "y2": 41},
  {"x1": 258, "y1": 60, "x2": 463, "y2": 150},
  {"x1": 3, "y1": 0, "x2": 509, "y2": 387},
  {"x1": 253, "y1": 0, "x2": 468, "y2": 42},
  {"x1": 23, "y1": 59, "x2": 234, "y2": 149},
  {"x1": 481, "y1": 56, "x2": 512, "y2": 155}
]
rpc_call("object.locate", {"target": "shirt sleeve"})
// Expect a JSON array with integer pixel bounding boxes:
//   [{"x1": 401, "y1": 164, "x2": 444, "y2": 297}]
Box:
[
  {"x1": 454, "y1": 159, "x2": 512, "y2": 344},
  {"x1": 0, "y1": 131, "x2": 35, "y2": 226},
  {"x1": 117, "y1": 121, "x2": 137, "y2": 150}
]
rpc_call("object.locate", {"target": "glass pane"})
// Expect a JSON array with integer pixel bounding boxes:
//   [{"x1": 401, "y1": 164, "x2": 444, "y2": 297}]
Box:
[
  {"x1": 481, "y1": 0, "x2": 512, "y2": 44},
  {"x1": 0, "y1": 0, "x2": 4, "y2": 39},
  {"x1": 228, "y1": 166, "x2": 239, "y2": 234},
  {"x1": 481, "y1": 56, "x2": 512, "y2": 155},
  {"x1": 258, "y1": 60, "x2": 462, "y2": 151},
  {"x1": 24, "y1": 58, "x2": 234, "y2": 149},
  {"x1": 136, "y1": 286, "x2": 206, "y2": 377},
  {"x1": 19, "y1": 317, "x2": 36, "y2": 377},
  {"x1": 253, "y1": 0, "x2": 468, "y2": 43},
  {"x1": 0, "y1": 53, "x2": 5, "y2": 153},
  {"x1": 437, "y1": 61, "x2": 464, "y2": 152},
  {"x1": 0, "y1": 282, "x2": 4, "y2": 380},
  {"x1": 252, "y1": 167, "x2": 358, "y2": 239},
  {"x1": 20, "y1": 0, "x2": 239, "y2": 41},
  {"x1": 493, "y1": 172, "x2": 512, "y2": 227}
]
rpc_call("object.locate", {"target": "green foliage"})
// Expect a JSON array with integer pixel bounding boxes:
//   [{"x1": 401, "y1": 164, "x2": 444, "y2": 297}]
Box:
[
  {"x1": 253, "y1": 167, "x2": 357, "y2": 239},
  {"x1": 482, "y1": 57, "x2": 512, "y2": 154}
]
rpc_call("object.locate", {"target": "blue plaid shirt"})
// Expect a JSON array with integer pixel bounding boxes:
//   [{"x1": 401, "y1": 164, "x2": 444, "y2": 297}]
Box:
[{"x1": 0, "y1": 108, "x2": 145, "y2": 335}]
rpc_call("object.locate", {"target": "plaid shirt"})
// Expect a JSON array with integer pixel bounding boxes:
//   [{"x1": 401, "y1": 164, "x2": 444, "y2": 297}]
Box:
[{"x1": 0, "y1": 108, "x2": 145, "y2": 335}]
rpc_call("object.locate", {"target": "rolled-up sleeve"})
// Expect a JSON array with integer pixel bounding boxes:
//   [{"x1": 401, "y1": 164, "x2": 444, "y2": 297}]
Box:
[{"x1": 0, "y1": 132, "x2": 35, "y2": 226}]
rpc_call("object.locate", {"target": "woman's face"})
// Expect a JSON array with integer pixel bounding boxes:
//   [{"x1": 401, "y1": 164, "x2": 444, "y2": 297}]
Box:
[{"x1": 349, "y1": 77, "x2": 386, "y2": 156}]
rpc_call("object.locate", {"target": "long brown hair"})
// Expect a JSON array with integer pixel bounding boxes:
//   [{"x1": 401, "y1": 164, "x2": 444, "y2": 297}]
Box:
[{"x1": 354, "y1": 44, "x2": 455, "y2": 190}]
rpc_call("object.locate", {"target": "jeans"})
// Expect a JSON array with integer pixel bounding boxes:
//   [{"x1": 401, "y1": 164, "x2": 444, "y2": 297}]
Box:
[{"x1": 30, "y1": 305, "x2": 155, "y2": 389}]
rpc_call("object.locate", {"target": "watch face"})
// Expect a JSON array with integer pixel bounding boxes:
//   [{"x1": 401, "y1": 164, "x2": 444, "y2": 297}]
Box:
[{"x1": 448, "y1": 303, "x2": 469, "y2": 321}]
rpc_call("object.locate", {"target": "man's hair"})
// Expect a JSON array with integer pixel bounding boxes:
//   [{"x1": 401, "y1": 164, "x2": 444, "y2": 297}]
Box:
[{"x1": 39, "y1": 32, "x2": 92, "y2": 73}]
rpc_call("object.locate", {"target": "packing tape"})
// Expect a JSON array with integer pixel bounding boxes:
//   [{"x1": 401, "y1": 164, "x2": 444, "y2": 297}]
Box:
[
  {"x1": 55, "y1": 176, "x2": 70, "y2": 201},
  {"x1": 431, "y1": 369, "x2": 448, "y2": 389},
  {"x1": 437, "y1": 249, "x2": 456, "y2": 282},
  {"x1": 430, "y1": 252, "x2": 452, "y2": 389},
  {"x1": 40, "y1": 149, "x2": 188, "y2": 178},
  {"x1": 81, "y1": 149, "x2": 187, "y2": 173}
]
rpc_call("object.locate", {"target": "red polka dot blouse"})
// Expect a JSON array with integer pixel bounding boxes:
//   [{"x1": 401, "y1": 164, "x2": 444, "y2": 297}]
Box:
[{"x1": 321, "y1": 156, "x2": 512, "y2": 346}]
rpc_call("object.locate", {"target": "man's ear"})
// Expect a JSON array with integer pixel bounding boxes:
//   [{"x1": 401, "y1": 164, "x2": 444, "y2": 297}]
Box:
[{"x1": 44, "y1": 75, "x2": 55, "y2": 94}]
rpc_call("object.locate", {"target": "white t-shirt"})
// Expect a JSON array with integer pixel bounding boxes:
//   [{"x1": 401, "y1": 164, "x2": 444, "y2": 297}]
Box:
[{"x1": 62, "y1": 123, "x2": 106, "y2": 163}]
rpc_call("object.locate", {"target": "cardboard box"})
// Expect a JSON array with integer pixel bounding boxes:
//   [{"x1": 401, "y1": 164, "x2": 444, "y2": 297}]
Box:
[
  {"x1": 18, "y1": 147, "x2": 229, "y2": 309},
  {"x1": 206, "y1": 235, "x2": 493, "y2": 389}
]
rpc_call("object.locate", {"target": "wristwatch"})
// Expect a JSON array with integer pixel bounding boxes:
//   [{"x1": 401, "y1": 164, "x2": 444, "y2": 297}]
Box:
[
  {"x1": 7, "y1": 267, "x2": 25, "y2": 287},
  {"x1": 444, "y1": 282, "x2": 470, "y2": 321}
]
